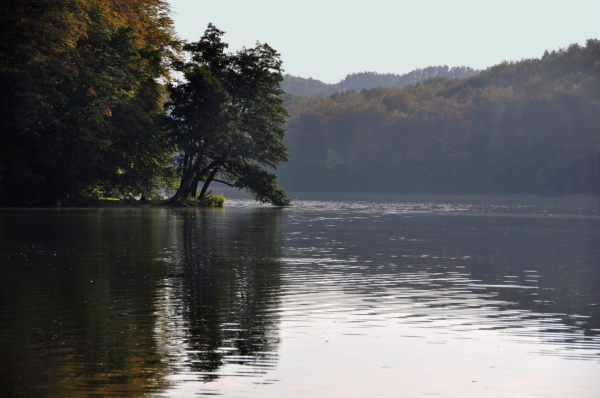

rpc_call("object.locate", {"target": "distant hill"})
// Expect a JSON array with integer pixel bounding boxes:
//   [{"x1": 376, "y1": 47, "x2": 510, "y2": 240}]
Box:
[
  {"x1": 282, "y1": 66, "x2": 479, "y2": 96},
  {"x1": 278, "y1": 40, "x2": 600, "y2": 195}
]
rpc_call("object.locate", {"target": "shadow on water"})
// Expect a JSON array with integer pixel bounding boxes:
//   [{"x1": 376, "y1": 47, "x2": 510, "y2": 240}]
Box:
[{"x1": 0, "y1": 208, "x2": 285, "y2": 397}]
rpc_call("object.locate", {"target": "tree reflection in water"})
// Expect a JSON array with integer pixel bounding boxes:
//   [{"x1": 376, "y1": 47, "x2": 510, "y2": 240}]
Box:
[
  {"x1": 156, "y1": 208, "x2": 284, "y2": 383},
  {"x1": 0, "y1": 208, "x2": 284, "y2": 396},
  {"x1": 0, "y1": 209, "x2": 174, "y2": 397}
]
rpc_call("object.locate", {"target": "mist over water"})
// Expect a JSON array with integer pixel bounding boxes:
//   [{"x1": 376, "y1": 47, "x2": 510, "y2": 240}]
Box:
[{"x1": 0, "y1": 194, "x2": 599, "y2": 397}]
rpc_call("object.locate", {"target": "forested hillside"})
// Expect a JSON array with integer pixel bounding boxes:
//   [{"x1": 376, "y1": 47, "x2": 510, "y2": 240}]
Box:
[
  {"x1": 279, "y1": 41, "x2": 600, "y2": 194},
  {"x1": 282, "y1": 66, "x2": 478, "y2": 96}
]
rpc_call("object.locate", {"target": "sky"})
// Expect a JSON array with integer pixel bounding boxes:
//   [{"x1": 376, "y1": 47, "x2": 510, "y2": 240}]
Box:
[{"x1": 168, "y1": 0, "x2": 600, "y2": 84}]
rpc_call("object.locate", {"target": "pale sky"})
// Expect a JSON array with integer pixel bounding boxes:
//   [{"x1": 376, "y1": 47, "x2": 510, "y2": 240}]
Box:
[{"x1": 168, "y1": 0, "x2": 600, "y2": 83}]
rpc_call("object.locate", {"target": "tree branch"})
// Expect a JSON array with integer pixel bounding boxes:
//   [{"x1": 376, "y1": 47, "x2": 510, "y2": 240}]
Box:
[{"x1": 213, "y1": 179, "x2": 235, "y2": 187}]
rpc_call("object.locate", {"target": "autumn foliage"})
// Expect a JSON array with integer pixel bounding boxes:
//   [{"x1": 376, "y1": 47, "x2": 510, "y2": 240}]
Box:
[{"x1": 0, "y1": 0, "x2": 180, "y2": 205}]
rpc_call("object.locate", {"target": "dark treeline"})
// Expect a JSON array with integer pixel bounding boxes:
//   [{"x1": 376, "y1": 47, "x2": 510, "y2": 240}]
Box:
[
  {"x1": 282, "y1": 66, "x2": 478, "y2": 96},
  {"x1": 0, "y1": 2, "x2": 289, "y2": 206},
  {"x1": 279, "y1": 40, "x2": 600, "y2": 194},
  {"x1": 0, "y1": 0, "x2": 180, "y2": 205}
]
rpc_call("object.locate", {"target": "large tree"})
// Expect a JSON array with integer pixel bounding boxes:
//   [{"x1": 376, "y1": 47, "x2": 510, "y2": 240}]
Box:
[
  {"x1": 0, "y1": 0, "x2": 180, "y2": 205},
  {"x1": 165, "y1": 24, "x2": 290, "y2": 206}
]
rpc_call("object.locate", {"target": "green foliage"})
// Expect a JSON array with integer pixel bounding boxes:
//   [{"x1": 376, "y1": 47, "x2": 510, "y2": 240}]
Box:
[
  {"x1": 0, "y1": 0, "x2": 180, "y2": 206},
  {"x1": 155, "y1": 193, "x2": 225, "y2": 208},
  {"x1": 279, "y1": 40, "x2": 600, "y2": 195},
  {"x1": 165, "y1": 24, "x2": 290, "y2": 206},
  {"x1": 197, "y1": 193, "x2": 226, "y2": 207}
]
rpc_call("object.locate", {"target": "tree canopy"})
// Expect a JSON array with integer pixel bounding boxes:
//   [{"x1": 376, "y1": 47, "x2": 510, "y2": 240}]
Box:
[
  {"x1": 0, "y1": 0, "x2": 180, "y2": 205},
  {"x1": 164, "y1": 24, "x2": 290, "y2": 206}
]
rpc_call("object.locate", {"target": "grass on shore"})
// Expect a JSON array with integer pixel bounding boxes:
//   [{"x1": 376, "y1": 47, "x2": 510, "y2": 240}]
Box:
[{"x1": 97, "y1": 193, "x2": 226, "y2": 208}]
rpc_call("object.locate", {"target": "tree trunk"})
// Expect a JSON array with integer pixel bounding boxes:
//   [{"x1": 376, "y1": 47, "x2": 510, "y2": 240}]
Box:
[
  {"x1": 187, "y1": 172, "x2": 204, "y2": 198},
  {"x1": 170, "y1": 159, "x2": 221, "y2": 202},
  {"x1": 199, "y1": 166, "x2": 220, "y2": 198},
  {"x1": 171, "y1": 159, "x2": 201, "y2": 201},
  {"x1": 188, "y1": 180, "x2": 199, "y2": 198}
]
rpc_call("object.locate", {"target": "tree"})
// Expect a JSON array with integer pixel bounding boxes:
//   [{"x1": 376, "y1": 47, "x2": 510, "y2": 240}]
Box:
[
  {"x1": 165, "y1": 24, "x2": 290, "y2": 206},
  {"x1": 0, "y1": 0, "x2": 180, "y2": 205}
]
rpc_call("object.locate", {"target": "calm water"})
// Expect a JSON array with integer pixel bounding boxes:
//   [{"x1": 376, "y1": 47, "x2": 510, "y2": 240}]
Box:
[{"x1": 1, "y1": 194, "x2": 599, "y2": 397}]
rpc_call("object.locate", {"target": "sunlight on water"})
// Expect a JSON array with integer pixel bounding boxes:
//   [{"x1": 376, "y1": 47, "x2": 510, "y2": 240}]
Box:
[
  {"x1": 227, "y1": 193, "x2": 600, "y2": 217},
  {"x1": 157, "y1": 196, "x2": 600, "y2": 397},
  {"x1": 226, "y1": 198, "x2": 474, "y2": 214}
]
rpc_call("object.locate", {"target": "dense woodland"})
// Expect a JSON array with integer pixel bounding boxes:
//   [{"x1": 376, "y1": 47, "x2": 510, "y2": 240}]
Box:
[
  {"x1": 0, "y1": 1, "x2": 289, "y2": 206},
  {"x1": 282, "y1": 66, "x2": 478, "y2": 96},
  {"x1": 1, "y1": 0, "x2": 599, "y2": 204},
  {"x1": 279, "y1": 41, "x2": 600, "y2": 194},
  {"x1": 0, "y1": 0, "x2": 180, "y2": 205}
]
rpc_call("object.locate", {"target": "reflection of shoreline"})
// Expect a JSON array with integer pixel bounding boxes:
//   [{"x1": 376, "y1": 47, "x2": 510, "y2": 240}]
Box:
[
  {"x1": 1, "y1": 202, "x2": 599, "y2": 396},
  {"x1": 0, "y1": 210, "x2": 176, "y2": 397},
  {"x1": 157, "y1": 209, "x2": 284, "y2": 385}
]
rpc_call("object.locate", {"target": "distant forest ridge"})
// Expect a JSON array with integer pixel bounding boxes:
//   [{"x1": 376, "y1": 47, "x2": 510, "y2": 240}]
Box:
[
  {"x1": 282, "y1": 66, "x2": 479, "y2": 96},
  {"x1": 278, "y1": 40, "x2": 600, "y2": 195}
]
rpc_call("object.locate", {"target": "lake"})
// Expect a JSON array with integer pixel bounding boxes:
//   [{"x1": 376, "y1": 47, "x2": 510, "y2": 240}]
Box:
[{"x1": 1, "y1": 194, "x2": 599, "y2": 397}]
